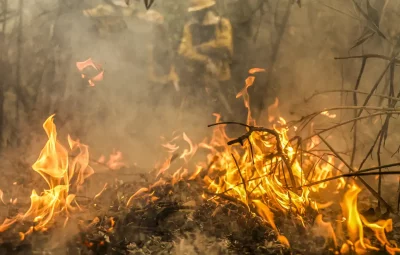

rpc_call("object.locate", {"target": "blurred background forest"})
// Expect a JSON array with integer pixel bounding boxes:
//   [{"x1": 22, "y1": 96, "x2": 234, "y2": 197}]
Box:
[{"x1": 0, "y1": 0, "x2": 400, "y2": 171}]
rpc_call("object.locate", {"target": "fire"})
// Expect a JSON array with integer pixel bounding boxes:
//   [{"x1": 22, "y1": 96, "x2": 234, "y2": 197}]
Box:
[
  {"x1": 98, "y1": 150, "x2": 127, "y2": 170},
  {"x1": 321, "y1": 110, "x2": 337, "y2": 119},
  {"x1": 0, "y1": 189, "x2": 4, "y2": 205},
  {"x1": 340, "y1": 184, "x2": 400, "y2": 254},
  {"x1": 0, "y1": 63, "x2": 397, "y2": 253},
  {"x1": 0, "y1": 115, "x2": 93, "y2": 236},
  {"x1": 128, "y1": 67, "x2": 400, "y2": 252},
  {"x1": 141, "y1": 70, "x2": 344, "y2": 246},
  {"x1": 76, "y1": 58, "x2": 104, "y2": 87},
  {"x1": 267, "y1": 97, "x2": 279, "y2": 123}
]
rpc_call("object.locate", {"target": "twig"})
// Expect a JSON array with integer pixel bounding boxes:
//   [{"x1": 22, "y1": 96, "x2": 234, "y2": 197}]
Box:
[
  {"x1": 377, "y1": 128, "x2": 384, "y2": 208},
  {"x1": 357, "y1": 57, "x2": 396, "y2": 117},
  {"x1": 318, "y1": 134, "x2": 392, "y2": 212},
  {"x1": 302, "y1": 151, "x2": 343, "y2": 173},
  {"x1": 351, "y1": 58, "x2": 367, "y2": 167},
  {"x1": 292, "y1": 106, "x2": 400, "y2": 128},
  {"x1": 304, "y1": 89, "x2": 400, "y2": 103},
  {"x1": 214, "y1": 161, "x2": 400, "y2": 197},
  {"x1": 232, "y1": 153, "x2": 248, "y2": 203},
  {"x1": 316, "y1": 0, "x2": 360, "y2": 21},
  {"x1": 306, "y1": 154, "x2": 324, "y2": 183},
  {"x1": 304, "y1": 171, "x2": 400, "y2": 187},
  {"x1": 357, "y1": 129, "x2": 382, "y2": 171},
  {"x1": 300, "y1": 111, "x2": 400, "y2": 143},
  {"x1": 226, "y1": 126, "x2": 297, "y2": 189},
  {"x1": 335, "y1": 54, "x2": 399, "y2": 62},
  {"x1": 208, "y1": 121, "x2": 250, "y2": 128}
]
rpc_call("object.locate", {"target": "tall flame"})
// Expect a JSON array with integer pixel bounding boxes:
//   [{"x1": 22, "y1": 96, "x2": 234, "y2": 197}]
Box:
[{"x1": 0, "y1": 115, "x2": 93, "y2": 236}]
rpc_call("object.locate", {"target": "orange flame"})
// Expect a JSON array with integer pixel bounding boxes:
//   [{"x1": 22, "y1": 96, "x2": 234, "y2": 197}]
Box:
[
  {"x1": 321, "y1": 111, "x2": 337, "y2": 119},
  {"x1": 98, "y1": 150, "x2": 127, "y2": 170},
  {"x1": 137, "y1": 68, "x2": 347, "y2": 248},
  {"x1": 76, "y1": 58, "x2": 104, "y2": 87},
  {"x1": 126, "y1": 67, "x2": 399, "y2": 252},
  {"x1": 248, "y1": 68, "x2": 266, "y2": 74},
  {"x1": 0, "y1": 115, "x2": 93, "y2": 235},
  {"x1": 340, "y1": 184, "x2": 400, "y2": 254},
  {"x1": 267, "y1": 98, "x2": 279, "y2": 123}
]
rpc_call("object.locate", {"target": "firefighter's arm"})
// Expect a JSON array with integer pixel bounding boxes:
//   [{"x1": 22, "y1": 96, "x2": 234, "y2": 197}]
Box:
[
  {"x1": 178, "y1": 24, "x2": 209, "y2": 64},
  {"x1": 196, "y1": 19, "x2": 233, "y2": 58}
]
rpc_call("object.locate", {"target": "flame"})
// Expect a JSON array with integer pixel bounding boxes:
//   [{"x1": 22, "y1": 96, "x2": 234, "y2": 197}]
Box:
[
  {"x1": 98, "y1": 150, "x2": 127, "y2": 170},
  {"x1": 76, "y1": 58, "x2": 104, "y2": 86},
  {"x1": 133, "y1": 68, "x2": 348, "y2": 248},
  {"x1": 267, "y1": 98, "x2": 279, "y2": 123},
  {"x1": 0, "y1": 115, "x2": 93, "y2": 235},
  {"x1": 108, "y1": 217, "x2": 115, "y2": 232},
  {"x1": 236, "y1": 75, "x2": 256, "y2": 126},
  {"x1": 248, "y1": 68, "x2": 266, "y2": 74},
  {"x1": 68, "y1": 135, "x2": 94, "y2": 187},
  {"x1": 126, "y1": 187, "x2": 149, "y2": 206},
  {"x1": 122, "y1": 66, "x2": 400, "y2": 252},
  {"x1": 0, "y1": 189, "x2": 4, "y2": 205},
  {"x1": 76, "y1": 58, "x2": 98, "y2": 71},
  {"x1": 180, "y1": 133, "x2": 198, "y2": 162},
  {"x1": 94, "y1": 183, "x2": 108, "y2": 200},
  {"x1": 321, "y1": 111, "x2": 337, "y2": 119},
  {"x1": 340, "y1": 184, "x2": 400, "y2": 254}
]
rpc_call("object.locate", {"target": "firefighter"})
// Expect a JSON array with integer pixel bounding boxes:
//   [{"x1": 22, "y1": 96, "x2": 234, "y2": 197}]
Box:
[
  {"x1": 178, "y1": 0, "x2": 234, "y2": 119},
  {"x1": 82, "y1": 0, "x2": 136, "y2": 37}
]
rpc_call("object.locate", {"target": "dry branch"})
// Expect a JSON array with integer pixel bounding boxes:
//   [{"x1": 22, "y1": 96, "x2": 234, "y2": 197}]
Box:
[{"x1": 317, "y1": 134, "x2": 392, "y2": 212}]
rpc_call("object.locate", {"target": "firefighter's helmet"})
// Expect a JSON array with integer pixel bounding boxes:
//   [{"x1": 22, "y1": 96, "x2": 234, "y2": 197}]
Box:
[
  {"x1": 188, "y1": 0, "x2": 216, "y2": 12},
  {"x1": 137, "y1": 10, "x2": 164, "y2": 24}
]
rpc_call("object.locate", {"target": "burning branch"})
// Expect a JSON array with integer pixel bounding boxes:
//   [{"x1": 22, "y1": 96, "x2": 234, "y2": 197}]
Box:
[
  {"x1": 210, "y1": 122, "x2": 298, "y2": 190},
  {"x1": 317, "y1": 134, "x2": 392, "y2": 212}
]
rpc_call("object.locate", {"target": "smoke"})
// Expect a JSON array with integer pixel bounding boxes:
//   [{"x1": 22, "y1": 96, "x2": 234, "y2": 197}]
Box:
[{"x1": 1, "y1": 0, "x2": 400, "y2": 207}]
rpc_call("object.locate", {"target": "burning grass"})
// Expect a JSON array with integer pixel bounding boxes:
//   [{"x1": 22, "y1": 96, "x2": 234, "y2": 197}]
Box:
[{"x1": 1, "y1": 69, "x2": 400, "y2": 254}]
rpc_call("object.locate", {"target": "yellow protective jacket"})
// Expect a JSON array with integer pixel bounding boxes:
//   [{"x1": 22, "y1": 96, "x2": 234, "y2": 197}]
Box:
[{"x1": 178, "y1": 13, "x2": 233, "y2": 81}]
